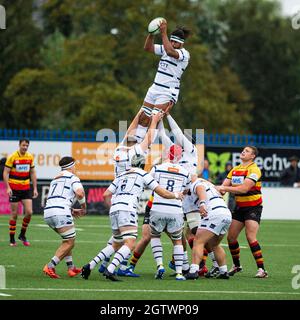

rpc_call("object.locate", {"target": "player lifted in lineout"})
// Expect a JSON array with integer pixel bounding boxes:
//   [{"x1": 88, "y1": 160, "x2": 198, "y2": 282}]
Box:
[{"x1": 133, "y1": 18, "x2": 191, "y2": 143}]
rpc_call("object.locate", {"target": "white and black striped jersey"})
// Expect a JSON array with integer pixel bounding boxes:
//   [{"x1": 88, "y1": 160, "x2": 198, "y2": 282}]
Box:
[
  {"x1": 44, "y1": 170, "x2": 84, "y2": 217},
  {"x1": 185, "y1": 178, "x2": 228, "y2": 214},
  {"x1": 153, "y1": 44, "x2": 190, "y2": 93},
  {"x1": 108, "y1": 168, "x2": 158, "y2": 213},
  {"x1": 150, "y1": 162, "x2": 191, "y2": 215},
  {"x1": 113, "y1": 143, "x2": 147, "y2": 177}
]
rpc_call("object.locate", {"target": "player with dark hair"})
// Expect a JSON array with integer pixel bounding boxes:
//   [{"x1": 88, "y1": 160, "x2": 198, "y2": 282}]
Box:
[
  {"x1": 216, "y1": 146, "x2": 268, "y2": 278},
  {"x1": 3, "y1": 139, "x2": 38, "y2": 246},
  {"x1": 133, "y1": 20, "x2": 191, "y2": 143},
  {"x1": 43, "y1": 156, "x2": 86, "y2": 279}
]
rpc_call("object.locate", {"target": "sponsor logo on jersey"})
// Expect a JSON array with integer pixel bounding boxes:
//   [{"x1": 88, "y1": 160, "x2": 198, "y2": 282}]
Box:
[
  {"x1": 232, "y1": 176, "x2": 244, "y2": 185},
  {"x1": 16, "y1": 164, "x2": 30, "y2": 172}
]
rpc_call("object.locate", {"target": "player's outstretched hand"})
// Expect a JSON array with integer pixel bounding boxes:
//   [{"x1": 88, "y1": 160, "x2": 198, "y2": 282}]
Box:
[
  {"x1": 152, "y1": 110, "x2": 164, "y2": 123},
  {"x1": 72, "y1": 208, "x2": 86, "y2": 218},
  {"x1": 159, "y1": 20, "x2": 167, "y2": 34},
  {"x1": 174, "y1": 192, "x2": 184, "y2": 200},
  {"x1": 215, "y1": 185, "x2": 226, "y2": 195},
  {"x1": 165, "y1": 102, "x2": 174, "y2": 115}
]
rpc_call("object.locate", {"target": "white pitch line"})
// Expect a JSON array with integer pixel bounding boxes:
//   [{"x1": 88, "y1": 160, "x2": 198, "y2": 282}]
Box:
[
  {"x1": 0, "y1": 223, "x2": 114, "y2": 229},
  {"x1": 0, "y1": 239, "x2": 297, "y2": 248},
  {"x1": 0, "y1": 293, "x2": 12, "y2": 297},
  {"x1": 3, "y1": 265, "x2": 15, "y2": 268},
  {"x1": 2, "y1": 287, "x2": 300, "y2": 296}
]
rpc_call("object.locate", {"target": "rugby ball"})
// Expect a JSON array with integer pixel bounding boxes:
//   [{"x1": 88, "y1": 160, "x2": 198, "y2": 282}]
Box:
[{"x1": 148, "y1": 17, "x2": 166, "y2": 35}]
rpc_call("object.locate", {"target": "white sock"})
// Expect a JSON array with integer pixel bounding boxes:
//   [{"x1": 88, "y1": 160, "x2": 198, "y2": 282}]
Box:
[
  {"x1": 173, "y1": 245, "x2": 184, "y2": 274},
  {"x1": 190, "y1": 263, "x2": 200, "y2": 273},
  {"x1": 219, "y1": 265, "x2": 228, "y2": 274},
  {"x1": 48, "y1": 256, "x2": 60, "y2": 268},
  {"x1": 151, "y1": 238, "x2": 163, "y2": 266},
  {"x1": 89, "y1": 245, "x2": 115, "y2": 270},
  {"x1": 107, "y1": 235, "x2": 114, "y2": 246},
  {"x1": 100, "y1": 257, "x2": 110, "y2": 268},
  {"x1": 64, "y1": 255, "x2": 74, "y2": 269},
  {"x1": 107, "y1": 245, "x2": 131, "y2": 274},
  {"x1": 119, "y1": 252, "x2": 131, "y2": 270},
  {"x1": 183, "y1": 250, "x2": 190, "y2": 271},
  {"x1": 208, "y1": 251, "x2": 219, "y2": 267}
]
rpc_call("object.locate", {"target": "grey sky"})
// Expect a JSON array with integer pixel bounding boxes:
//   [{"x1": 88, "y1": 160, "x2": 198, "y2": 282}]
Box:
[{"x1": 279, "y1": 0, "x2": 299, "y2": 16}]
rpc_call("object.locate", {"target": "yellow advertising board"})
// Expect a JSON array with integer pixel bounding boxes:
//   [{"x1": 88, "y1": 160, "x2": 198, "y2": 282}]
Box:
[{"x1": 72, "y1": 142, "x2": 204, "y2": 181}]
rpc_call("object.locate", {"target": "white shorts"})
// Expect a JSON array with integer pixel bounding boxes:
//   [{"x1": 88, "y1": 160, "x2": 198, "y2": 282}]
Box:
[
  {"x1": 185, "y1": 211, "x2": 201, "y2": 231},
  {"x1": 198, "y1": 208, "x2": 232, "y2": 236},
  {"x1": 110, "y1": 210, "x2": 138, "y2": 230},
  {"x1": 44, "y1": 214, "x2": 74, "y2": 229},
  {"x1": 144, "y1": 84, "x2": 178, "y2": 105},
  {"x1": 150, "y1": 211, "x2": 184, "y2": 236}
]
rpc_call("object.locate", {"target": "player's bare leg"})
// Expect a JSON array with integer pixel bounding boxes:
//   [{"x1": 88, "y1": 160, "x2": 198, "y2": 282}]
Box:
[{"x1": 127, "y1": 224, "x2": 151, "y2": 274}]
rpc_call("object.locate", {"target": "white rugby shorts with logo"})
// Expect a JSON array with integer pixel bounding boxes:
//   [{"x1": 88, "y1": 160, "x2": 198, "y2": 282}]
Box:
[
  {"x1": 150, "y1": 211, "x2": 184, "y2": 235},
  {"x1": 198, "y1": 207, "x2": 232, "y2": 236},
  {"x1": 109, "y1": 210, "x2": 138, "y2": 230}
]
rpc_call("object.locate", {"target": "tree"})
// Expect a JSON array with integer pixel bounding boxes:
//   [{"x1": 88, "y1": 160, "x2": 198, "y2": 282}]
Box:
[
  {"x1": 0, "y1": 0, "x2": 42, "y2": 128},
  {"x1": 4, "y1": 69, "x2": 66, "y2": 129},
  {"x1": 219, "y1": 0, "x2": 300, "y2": 134},
  {"x1": 76, "y1": 83, "x2": 139, "y2": 131},
  {"x1": 172, "y1": 44, "x2": 252, "y2": 133}
]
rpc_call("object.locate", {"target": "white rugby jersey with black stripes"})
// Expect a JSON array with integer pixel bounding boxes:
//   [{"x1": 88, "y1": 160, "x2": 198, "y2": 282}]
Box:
[
  {"x1": 152, "y1": 44, "x2": 190, "y2": 95},
  {"x1": 108, "y1": 168, "x2": 159, "y2": 213},
  {"x1": 185, "y1": 178, "x2": 228, "y2": 214},
  {"x1": 113, "y1": 143, "x2": 147, "y2": 177},
  {"x1": 44, "y1": 170, "x2": 84, "y2": 217},
  {"x1": 150, "y1": 162, "x2": 191, "y2": 215}
]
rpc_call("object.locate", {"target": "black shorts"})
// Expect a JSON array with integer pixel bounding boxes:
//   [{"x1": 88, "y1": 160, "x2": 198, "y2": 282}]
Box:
[
  {"x1": 232, "y1": 205, "x2": 262, "y2": 224},
  {"x1": 143, "y1": 205, "x2": 151, "y2": 225},
  {"x1": 9, "y1": 189, "x2": 32, "y2": 203}
]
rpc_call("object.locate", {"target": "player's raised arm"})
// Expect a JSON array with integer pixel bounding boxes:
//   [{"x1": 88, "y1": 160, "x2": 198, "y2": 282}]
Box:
[
  {"x1": 144, "y1": 34, "x2": 155, "y2": 53},
  {"x1": 167, "y1": 114, "x2": 194, "y2": 153},
  {"x1": 139, "y1": 111, "x2": 164, "y2": 152},
  {"x1": 160, "y1": 21, "x2": 179, "y2": 59},
  {"x1": 157, "y1": 119, "x2": 173, "y2": 149},
  {"x1": 119, "y1": 109, "x2": 144, "y2": 145}
]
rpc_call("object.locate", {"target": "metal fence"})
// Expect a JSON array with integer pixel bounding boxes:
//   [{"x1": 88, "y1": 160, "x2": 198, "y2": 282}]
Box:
[{"x1": 1, "y1": 128, "x2": 300, "y2": 147}]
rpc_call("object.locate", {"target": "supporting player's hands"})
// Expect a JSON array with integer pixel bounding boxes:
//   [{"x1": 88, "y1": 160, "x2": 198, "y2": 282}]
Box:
[
  {"x1": 215, "y1": 185, "x2": 226, "y2": 195},
  {"x1": 199, "y1": 204, "x2": 208, "y2": 217},
  {"x1": 174, "y1": 191, "x2": 184, "y2": 200},
  {"x1": 72, "y1": 208, "x2": 86, "y2": 218},
  {"x1": 33, "y1": 188, "x2": 38, "y2": 198},
  {"x1": 152, "y1": 110, "x2": 164, "y2": 123},
  {"x1": 165, "y1": 102, "x2": 174, "y2": 115},
  {"x1": 6, "y1": 186, "x2": 12, "y2": 197}
]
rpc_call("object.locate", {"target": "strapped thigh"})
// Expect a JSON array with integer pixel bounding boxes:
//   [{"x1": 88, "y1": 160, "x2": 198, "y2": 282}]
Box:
[
  {"x1": 120, "y1": 228, "x2": 138, "y2": 240},
  {"x1": 141, "y1": 105, "x2": 153, "y2": 117},
  {"x1": 60, "y1": 227, "x2": 76, "y2": 240},
  {"x1": 169, "y1": 228, "x2": 183, "y2": 241}
]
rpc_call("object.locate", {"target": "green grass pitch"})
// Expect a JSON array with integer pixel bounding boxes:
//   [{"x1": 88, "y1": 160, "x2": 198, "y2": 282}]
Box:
[{"x1": 0, "y1": 215, "x2": 299, "y2": 300}]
